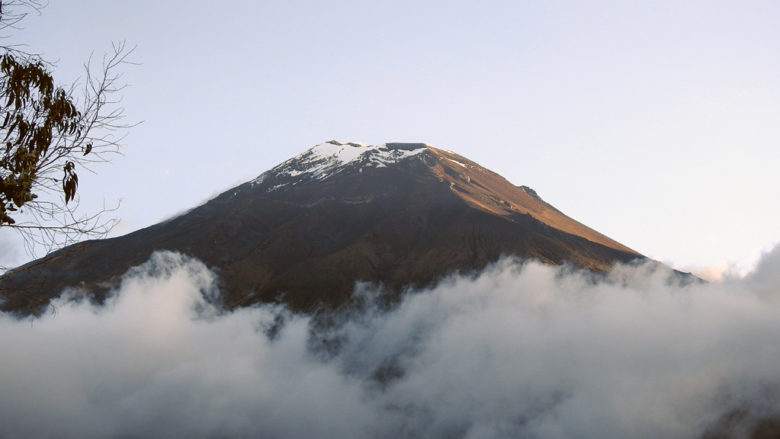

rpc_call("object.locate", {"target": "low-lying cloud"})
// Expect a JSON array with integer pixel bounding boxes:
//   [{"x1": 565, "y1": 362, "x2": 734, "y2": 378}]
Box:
[{"x1": 2, "y1": 249, "x2": 780, "y2": 438}]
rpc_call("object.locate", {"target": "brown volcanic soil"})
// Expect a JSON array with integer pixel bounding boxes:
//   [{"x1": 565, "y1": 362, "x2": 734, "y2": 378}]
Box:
[
  {"x1": 1, "y1": 145, "x2": 643, "y2": 315},
  {"x1": 426, "y1": 147, "x2": 638, "y2": 255}
]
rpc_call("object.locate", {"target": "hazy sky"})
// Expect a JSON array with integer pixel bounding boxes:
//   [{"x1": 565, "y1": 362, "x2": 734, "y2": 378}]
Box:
[{"x1": 3, "y1": 0, "x2": 779, "y2": 272}]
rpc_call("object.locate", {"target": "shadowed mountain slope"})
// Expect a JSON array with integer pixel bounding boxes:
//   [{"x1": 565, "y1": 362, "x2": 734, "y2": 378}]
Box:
[{"x1": 1, "y1": 141, "x2": 644, "y2": 314}]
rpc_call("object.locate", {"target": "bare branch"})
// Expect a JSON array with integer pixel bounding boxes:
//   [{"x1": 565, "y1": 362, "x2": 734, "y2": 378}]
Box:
[
  {"x1": 0, "y1": 0, "x2": 47, "y2": 35},
  {"x1": 0, "y1": 1, "x2": 137, "y2": 263}
]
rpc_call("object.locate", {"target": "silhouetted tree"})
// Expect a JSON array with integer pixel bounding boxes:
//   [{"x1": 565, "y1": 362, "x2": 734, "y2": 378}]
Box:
[{"x1": 0, "y1": 0, "x2": 134, "y2": 262}]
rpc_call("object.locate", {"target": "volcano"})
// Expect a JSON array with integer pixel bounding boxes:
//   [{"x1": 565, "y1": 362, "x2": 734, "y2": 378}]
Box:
[{"x1": 1, "y1": 141, "x2": 644, "y2": 314}]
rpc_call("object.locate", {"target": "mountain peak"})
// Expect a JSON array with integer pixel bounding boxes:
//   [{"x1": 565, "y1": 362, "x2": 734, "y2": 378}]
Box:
[
  {"x1": 252, "y1": 140, "x2": 431, "y2": 189},
  {"x1": 1, "y1": 140, "x2": 643, "y2": 315}
]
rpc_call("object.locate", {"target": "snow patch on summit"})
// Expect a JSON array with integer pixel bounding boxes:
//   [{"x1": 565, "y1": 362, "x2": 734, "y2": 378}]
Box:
[{"x1": 252, "y1": 141, "x2": 429, "y2": 189}]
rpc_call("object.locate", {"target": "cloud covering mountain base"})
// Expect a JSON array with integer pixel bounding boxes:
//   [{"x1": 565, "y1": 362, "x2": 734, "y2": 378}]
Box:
[{"x1": 2, "y1": 250, "x2": 780, "y2": 438}]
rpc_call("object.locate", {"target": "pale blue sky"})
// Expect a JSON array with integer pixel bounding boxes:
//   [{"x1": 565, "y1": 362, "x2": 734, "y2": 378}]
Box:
[{"x1": 2, "y1": 0, "x2": 779, "y2": 274}]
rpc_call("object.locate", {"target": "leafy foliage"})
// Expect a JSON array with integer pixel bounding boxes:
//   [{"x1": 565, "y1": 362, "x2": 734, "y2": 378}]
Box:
[
  {"x1": 0, "y1": 0, "x2": 135, "y2": 260},
  {"x1": 0, "y1": 52, "x2": 84, "y2": 224}
]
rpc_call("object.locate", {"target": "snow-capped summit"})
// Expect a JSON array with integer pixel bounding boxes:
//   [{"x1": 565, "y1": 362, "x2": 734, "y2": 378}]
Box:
[{"x1": 253, "y1": 141, "x2": 430, "y2": 188}]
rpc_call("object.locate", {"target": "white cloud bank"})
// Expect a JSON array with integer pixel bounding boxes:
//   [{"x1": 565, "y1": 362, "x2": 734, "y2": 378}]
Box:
[{"x1": 2, "y1": 250, "x2": 780, "y2": 438}]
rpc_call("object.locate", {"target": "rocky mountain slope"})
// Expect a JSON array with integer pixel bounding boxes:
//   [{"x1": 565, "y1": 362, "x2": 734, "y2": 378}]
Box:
[{"x1": 1, "y1": 141, "x2": 644, "y2": 314}]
